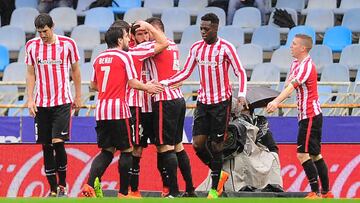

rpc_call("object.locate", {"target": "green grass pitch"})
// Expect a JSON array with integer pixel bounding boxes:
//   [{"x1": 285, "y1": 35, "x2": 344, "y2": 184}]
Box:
[{"x1": 0, "y1": 198, "x2": 358, "y2": 203}]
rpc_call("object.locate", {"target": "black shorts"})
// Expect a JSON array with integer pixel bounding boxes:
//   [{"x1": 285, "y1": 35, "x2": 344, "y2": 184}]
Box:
[
  {"x1": 139, "y1": 112, "x2": 156, "y2": 147},
  {"x1": 153, "y1": 98, "x2": 185, "y2": 146},
  {"x1": 130, "y1": 107, "x2": 155, "y2": 147},
  {"x1": 193, "y1": 98, "x2": 232, "y2": 143},
  {"x1": 297, "y1": 113, "x2": 323, "y2": 155},
  {"x1": 130, "y1": 107, "x2": 141, "y2": 146},
  {"x1": 35, "y1": 104, "x2": 72, "y2": 144},
  {"x1": 95, "y1": 119, "x2": 133, "y2": 151}
]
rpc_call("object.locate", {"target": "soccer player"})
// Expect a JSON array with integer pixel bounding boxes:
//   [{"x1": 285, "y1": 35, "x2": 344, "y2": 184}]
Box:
[
  {"x1": 25, "y1": 13, "x2": 81, "y2": 197},
  {"x1": 266, "y1": 34, "x2": 333, "y2": 199},
  {"x1": 160, "y1": 13, "x2": 247, "y2": 198},
  {"x1": 144, "y1": 17, "x2": 196, "y2": 197},
  {"x1": 127, "y1": 21, "x2": 169, "y2": 197},
  {"x1": 81, "y1": 24, "x2": 163, "y2": 197}
]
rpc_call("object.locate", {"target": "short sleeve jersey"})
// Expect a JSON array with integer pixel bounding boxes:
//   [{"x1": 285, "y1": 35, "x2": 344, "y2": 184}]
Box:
[{"x1": 25, "y1": 35, "x2": 79, "y2": 107}]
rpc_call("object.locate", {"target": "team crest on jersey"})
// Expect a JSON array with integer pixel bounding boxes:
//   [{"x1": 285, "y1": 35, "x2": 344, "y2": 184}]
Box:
[{"x1": 212, "y1": 50, "x2": 219, "y2": 56}]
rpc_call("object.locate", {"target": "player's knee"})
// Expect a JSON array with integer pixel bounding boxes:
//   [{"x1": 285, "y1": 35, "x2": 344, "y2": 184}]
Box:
[
  {"x1": 103, "y1": 147, "x2": 116, "y2": 154},
  {"x1": 210, "y1": 141, "x2": 223, "y2": 154},
  {"x1": 192, "y1": 141, "x2": 204, "y2": 152},
  {"x1": 310, "y1": 154, "x2": 322, "y2": 161},
  {"x1": 175, "y1": 142, "x2": 184, "y2": 152},
  {"x1": 132, "y1": 146, "x2": 143, "y2": 157},
  {"x1": 297, "y1": 153, "x2": 310, "y2": 163}
]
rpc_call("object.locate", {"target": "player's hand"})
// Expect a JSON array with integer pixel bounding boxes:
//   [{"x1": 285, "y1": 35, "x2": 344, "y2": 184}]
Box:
[
  {"x1": 72, "y1": 96, "x2": 82, "y2": 110},
  {"x1": 133, "y1": 20, "x2": 149, "y2": 32},
  {"x1": 238, "y1": 96, "x2": 248, "y2": 110},
  {"x1": 27, "y1": 99, "x2": 37, "y2": 117},
  {"x1": 170, "y1": 82, "x2": 183, "y2": 90},
  {"x1": 146, "y1": 80, "x2": 164, "y2": 94},
  {"x1": 266, "y1": 101, "x2": 279, "y2": 113}
]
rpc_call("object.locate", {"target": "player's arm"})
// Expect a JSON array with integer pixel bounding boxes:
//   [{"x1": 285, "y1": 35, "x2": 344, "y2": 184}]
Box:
[
  {"x1": 26, "y1": 65, "x2": 37, "y2": 117},
  {"x1": 226, "y1": 43, "x2": 248, "y2": 108},
  {"x1": 128, "y1": 79, "x2": 163, "y2": 94},
  {"x1": 71, "y1": 61, "x2": 82, "y2": 109},
  {"x1": 160, "y1": 44, "x2": 198, "y2": 87},
  {"x1": 134, "y1": 20, "x2": 168, "y2": 54},
  {"x1": 266, "y1": 82, "x2": 295, "y2": 113}
]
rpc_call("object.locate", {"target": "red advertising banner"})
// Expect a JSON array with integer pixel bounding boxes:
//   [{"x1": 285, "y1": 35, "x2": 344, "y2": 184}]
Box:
[{"x1": 0, "y1": 144, "x2": 359, "y2": 198}]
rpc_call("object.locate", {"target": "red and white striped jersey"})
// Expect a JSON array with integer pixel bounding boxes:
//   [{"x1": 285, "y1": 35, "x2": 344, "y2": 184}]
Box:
[
  {"x1": 160, "y1": 38, "x2": 247, "y2": 104},
  {"x1": 25, "y1": 35, "x2": 79, "y2": 107},
  {"x1": 144, "y1": 39, "x2": 183, "y2": 102},
  {"x1": 287, "y1": 55, "x2": 321, "y2": 120},
  {"x1": 141, "y1": 64, "x2": 153, "y2": 113},
  {"x1": 127, "y1": 42, "x2": 155, "y2": 107},
  {"x1": 91, "y1": 48, "x2": 137, "y2": 121}
]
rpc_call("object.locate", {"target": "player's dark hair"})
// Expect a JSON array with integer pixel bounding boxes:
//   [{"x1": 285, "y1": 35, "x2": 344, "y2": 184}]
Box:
[
  {"x1": 105, "y1": 27, "x2": 125, "y2": 48},
  {"x1": 146, "y1": 17, "x2": 164, "y2": 32},
  {"x1": 130, "y1": 22, "x2": 140, "y2": 35},
  {"x1": 34, "y1": 13, "x2": 54, "y2": 29},
  {"x1": 110, "y1": 20, "x2": 130, "y2": 33},
  {"x1": 201, "y1": 13, "x2": 219, "y2": 25}
]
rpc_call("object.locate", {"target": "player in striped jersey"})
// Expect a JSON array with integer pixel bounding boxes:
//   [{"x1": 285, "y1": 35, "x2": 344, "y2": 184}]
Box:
[
  {"x1": 266, "y1": 34, "x2": 333, "y2": 199},
  {"x1": 144, "y1": 17, "x2": 195, "y2": 198},
  {"x1": 26, "y1": 14, "x2": 81, "y2": 197},
  {"x1": 160, "y1": 13, "x2": 247, "y2": 198},
  {"x1": 81, "y1": 25, "x2": 164, "y2": 198},
  {"x1": 127, "y1": 21, "x2": 169, "y2": 197}
]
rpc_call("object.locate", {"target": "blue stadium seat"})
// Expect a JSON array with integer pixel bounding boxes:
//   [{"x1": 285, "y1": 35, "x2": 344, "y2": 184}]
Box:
[
  {"x1": 0, "y1": 25, "x2": 26, "y2": 51},
  {"x1": 49, "y1": 7, "x2": 77, "y2": 33},
  {"x1": 323, "y1": 26, "x2": 352, "y2": 52},
  {"x1": 10, "y1": 7, "x2": 39, "y2": 34},
  {"x1": 15, "y1": 0, "x2": 37, "y2": 9},
  {"x1": 180, "y1": 25, "x2": 202, "y2": 46},
  {"x1": 275, "y1": 0, "x2": 305, "y2": 12},
  {"x1": 112, "y1": 0, "x2": 141, "y2": 15},
  {"x1": 0, "y1": 45, "x2": 10, "y2": 72},
  {"x1": 334, "y1": 0, "x2": 360, "y2": 15},
  {"x1": 305, "y1": 9, "x2": 334, "y2": 33},
  {"x1": 251, "y1": 26, "x2": 280, "y2": 51},
  {"x1": 218, "y1": 26, "x2": 244, "y2": 48},
  {"x1": 71, "y1": 25, "x2": 101, "y2": 51},
  {"x1": 161, "y1": 8, "x2": 190, "y2": 34},
  {"x1": 123, "y1": 7, "x2": 152, "y2": 23},
  {"x1": 76, "y1": 0, "x2": 94, "y2": 17},
  {"x1": 236, "y1": 44, "x2": 263, "y2": 70},
  {"x1": 342, "y1": 8, "x2": 360, "y2": 33},
  {"x1": 84, "y1": 7, "x2": 114, "y2": 32},
  {"x1": 309, "y1": 45, "x2": 333, "y2": 74},
  {"x1": 270, "y1": 47, "x2": 293, "y2": 74},
  {"x1": 284, "y1": 25, "x2": 316, "y2": 48},
  {"x1": 301, "y1": 0, "x2": 336, "y2": 15},
  {"x1": 339, "y1": 44, "x2": 360, "y2": 71},
  {"x1": 2, "y1": 62, "x2": 27, "y2": 81},
  {"x1": 232, "y1": 7, "x2": 261, "y2": 34},
  {"x1": 144, "y1": 0, "x2": 174, "y2": 16},
  {"x1": 178, "y1": 0, "x2": 208, "y2": 17}
]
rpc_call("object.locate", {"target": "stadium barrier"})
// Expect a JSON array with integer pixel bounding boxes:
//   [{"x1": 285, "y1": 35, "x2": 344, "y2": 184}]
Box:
[{"x1": 0, "y1": 144, "x2": 358, "y2": 198}]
